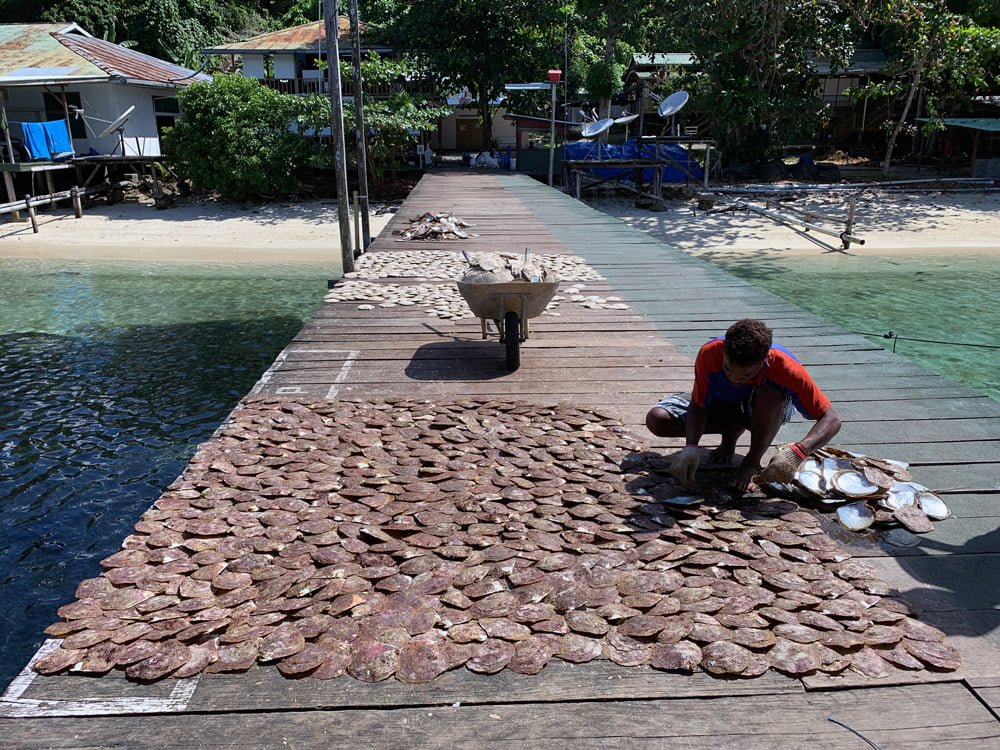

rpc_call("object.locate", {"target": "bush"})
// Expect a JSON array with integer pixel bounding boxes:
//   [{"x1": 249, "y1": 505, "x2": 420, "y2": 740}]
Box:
[{"x1": 163, "y1": 75, "x2": 330, "y2": 200}]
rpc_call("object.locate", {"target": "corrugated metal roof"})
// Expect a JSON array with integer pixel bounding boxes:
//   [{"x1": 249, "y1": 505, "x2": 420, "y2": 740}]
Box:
[
  {"x1": 811, "y1": 49, "x2": 887, "y2": 75},
  {"x1": 917, "y1": 117, "x2": 1000, "y2": 133},
  {"x1": 631, "y1": 53, "x2": 696, "y2": 67},
  {"x1": 55, "y1": 33, "x2": 210, "y2": 86},
  {"x1": 203, "y1": 18, "x2": 365, "y2": 54},
  {"x1": 0, "y1": 24, "x2": 208, "y2": 86},
  {"x1": 0, "y1": 23, "x2": 106, "y2": 83}
]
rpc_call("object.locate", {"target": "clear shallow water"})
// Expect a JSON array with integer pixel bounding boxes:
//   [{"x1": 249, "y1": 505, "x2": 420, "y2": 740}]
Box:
[
  {"x1": 0, "y1": 259, "x2": 332, "y2": 691},
  {"x1": 710, "y1": 252, "x2": 1000, "y2": 401}
]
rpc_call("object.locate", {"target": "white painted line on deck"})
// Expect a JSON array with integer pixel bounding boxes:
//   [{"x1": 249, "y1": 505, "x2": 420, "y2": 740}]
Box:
[
  {"x1": 326, "y1": 350, "x2": 359, "y2": 400},
  {"x1": 1, "y1": 640, "x2": 200, "y2": 717},
  {"x1": 286, "y1": 349, "x2": 360, "y2": 354},
  {"x1": 250, "y1": 348, "x2": 360, "y2": 398},
  {"x1": 249, "y1": 349, "x2": 288, "y2": 394}
]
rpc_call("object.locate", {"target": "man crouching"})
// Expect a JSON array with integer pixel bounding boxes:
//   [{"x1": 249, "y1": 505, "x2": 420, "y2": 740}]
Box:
[{"x1": 646, "y1": 318, "x2": 842, "y2": 492}]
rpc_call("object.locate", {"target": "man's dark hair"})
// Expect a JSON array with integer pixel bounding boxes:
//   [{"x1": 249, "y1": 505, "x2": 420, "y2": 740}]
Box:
[{"x1": 724, "y1": 319, "x2": 773, "y2": 365}]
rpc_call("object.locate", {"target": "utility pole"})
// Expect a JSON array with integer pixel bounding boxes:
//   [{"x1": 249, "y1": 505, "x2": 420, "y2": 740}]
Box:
[
  {"x1": 547, "y1": 70, "x2": 561, "y2": 188},
  {"x1": 347, "y1": 0, "x2": 371, "y2": 250},
  {"x1": 637, "y1": 84, "x2": 648, "y2": 140},
  {"x1": 324, "y1": 0, "x2": 354, "y2": 272}
]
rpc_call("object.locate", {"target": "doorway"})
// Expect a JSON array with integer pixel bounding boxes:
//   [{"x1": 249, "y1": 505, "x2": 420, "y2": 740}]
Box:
[{"x1": 456, "y1": 118, "x2": 482, "y2": 151}]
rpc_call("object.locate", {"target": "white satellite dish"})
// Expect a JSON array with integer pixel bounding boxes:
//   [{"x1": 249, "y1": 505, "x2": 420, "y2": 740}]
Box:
[
  {"x1": 98, "y1": 105, "x2": 135, "y2": 138},
  {"x1": 613, "y1": 113, "x2": 639, "y2": 124},
  {"x1": 657, "y1": 90, "x2": 689, "y2": 118},
  {"x1": 581, "y1": 118, "x2": 614, "y2": 138}
]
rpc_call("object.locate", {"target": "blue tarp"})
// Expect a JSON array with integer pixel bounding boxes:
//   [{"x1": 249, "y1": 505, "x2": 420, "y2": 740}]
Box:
[{"x1": 564, "y1": 139, "x2": 703, "y2": 183}]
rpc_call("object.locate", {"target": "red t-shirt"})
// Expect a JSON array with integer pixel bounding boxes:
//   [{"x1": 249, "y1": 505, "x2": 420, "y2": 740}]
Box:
[{"x1": 691, "y1": 338, "x2": 831, "y2": 419}]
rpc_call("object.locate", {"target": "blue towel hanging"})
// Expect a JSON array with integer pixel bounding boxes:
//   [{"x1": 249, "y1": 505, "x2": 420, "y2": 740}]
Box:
[
  {"x1": 42, "y1": 120, "x2": 74, "y2": 159},
  {"x1": 20, "y1": 122, "x2": 51, "y2": 160}
]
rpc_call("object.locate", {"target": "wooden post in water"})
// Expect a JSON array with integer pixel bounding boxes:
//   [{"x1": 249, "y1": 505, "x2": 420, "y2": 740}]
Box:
[
  {"x1": 348, "y1": 0, "x2": 371, "y2": 250},
  {"x1": 324, "y1": 0, "x2": 354, "y2": 273},
  {"x1": 24, "y1": 195, "x2": 38, "y2": 233}
]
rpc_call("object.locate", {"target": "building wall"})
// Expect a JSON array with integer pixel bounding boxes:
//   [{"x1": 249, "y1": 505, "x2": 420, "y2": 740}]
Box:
[
  {"x1": 822, "y1": 76, "x2": 857, "y2": 105},
  {"x1": 4, "y1": 82, "x2": 175, "y2": 158},
  {"x1": 273, "y1": 54, "x2": 297, "y2": 79},
  {"x1": 243, "y1": 54, "x2": 266, "y2": 79},
  {"x1": 105, "y1": 84, "x2": 168, "y2": 156},
  {"x1": 434, "y1": 107, "x2": 517, "y2": 151}
]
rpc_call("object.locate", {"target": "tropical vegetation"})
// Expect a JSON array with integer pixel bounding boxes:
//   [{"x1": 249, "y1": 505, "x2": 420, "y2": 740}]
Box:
[{"x1": 5, "y1": 0, "x2": 997, "y2": 187}]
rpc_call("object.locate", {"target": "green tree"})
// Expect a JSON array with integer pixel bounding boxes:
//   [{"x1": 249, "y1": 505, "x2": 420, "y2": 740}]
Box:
[
  {"x1": 864, "y1": 0, "x2": 1000, "y2": 172},
  {"x1": 22, "y1": 0, "x2": 273, "y2": 66},
  {"x1": 280, "y1": 0, "x2": 400, "y2": 27},
  {"x1": 947, "y1": 0, "x2": 1000, "y2": 26},
  {"x1": 575, "y1": 0, "x2": 661, "y2": 134},
  {"x1": 163, "y1": 75, "x2": 329, "y2": 199},
  {"x1": 387, "y1": 0, "x2": 568, "y2": 151},
  {"x1": 345, "y1": 53, "x2": 452, "y2": 179},
  {"x1": 652, "y1": 0, "x2": 860, "y2": 162}
]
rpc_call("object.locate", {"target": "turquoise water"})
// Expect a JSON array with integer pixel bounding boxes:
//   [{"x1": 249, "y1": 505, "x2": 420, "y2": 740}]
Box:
[
  {"x1": 0, "y1": 259, "x2": 332, "y2": 691},
  {"x1": 710, "y1": 252, "x2": 1000, "y2": 401}
]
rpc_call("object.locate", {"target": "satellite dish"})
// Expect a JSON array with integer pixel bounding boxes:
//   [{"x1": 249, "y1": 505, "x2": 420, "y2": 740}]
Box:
[
  {"x1": 613, "y1": 113, "x2": 639, "y2": 125},
  {"x1": 98, "y1": 105, "x2": 135, "y2": 138},
  {"x1": 657, "y1": 90, "x2": 689, "y2": 118},
  {"x1": 581, "y1": 118, "x2": 614, "y2": 138}
]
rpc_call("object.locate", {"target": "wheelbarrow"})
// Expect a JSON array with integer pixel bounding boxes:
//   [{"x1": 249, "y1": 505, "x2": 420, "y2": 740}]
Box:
[{"x1": 456, "y1": 278, "x2": 560, "y2": 371}]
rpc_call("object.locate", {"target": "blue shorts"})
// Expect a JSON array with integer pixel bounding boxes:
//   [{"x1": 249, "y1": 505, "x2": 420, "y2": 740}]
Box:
[{"x1": 655, "y1": 391, "x2": 796, "y2": 427}]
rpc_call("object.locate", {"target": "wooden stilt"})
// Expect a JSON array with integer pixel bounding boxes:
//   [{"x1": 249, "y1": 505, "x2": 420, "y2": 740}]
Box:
[
  {"x1": 843, "y1": 196, "x2": 857, "y2": 250},
  {"x1": 3, "y1": 171, "x2": 24, "y2": 221},
  {"x1": 353, "y1": 191, "x2": 361, "y2": 258},
  {"x1": 24, "y1": 194, "x2": 38, "y2": 233}
]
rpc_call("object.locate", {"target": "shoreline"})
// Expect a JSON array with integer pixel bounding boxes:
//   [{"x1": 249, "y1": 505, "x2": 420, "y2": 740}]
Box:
[
  {"x1": 3, "y1": 188, "x2": 998, "y2": 265},
  {"x1": 587, "y1": 190, "x2": 1000, "y2": 261},
  {"x1": 0, "y1": 199, "x2": 396, "y2": 264}
]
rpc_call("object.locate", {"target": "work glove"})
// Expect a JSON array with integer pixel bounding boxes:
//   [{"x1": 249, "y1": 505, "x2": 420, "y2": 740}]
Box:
[
  {"x1": 670, "y1": 446, "x2": 701, "y2": 483},
  {"x1": 757, "y1": 442, "x2": 809, "y2": 484}
]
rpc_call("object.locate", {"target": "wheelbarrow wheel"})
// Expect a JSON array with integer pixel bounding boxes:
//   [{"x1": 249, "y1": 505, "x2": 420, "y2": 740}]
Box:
[{"x1": 503, "y1": 311, "x2": 521, "y2": 371}]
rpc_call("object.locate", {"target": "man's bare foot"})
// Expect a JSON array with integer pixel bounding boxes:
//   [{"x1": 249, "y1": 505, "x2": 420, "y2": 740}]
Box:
[{"x1": 708, "y1": 445, "x2": 736, "y2": 466}]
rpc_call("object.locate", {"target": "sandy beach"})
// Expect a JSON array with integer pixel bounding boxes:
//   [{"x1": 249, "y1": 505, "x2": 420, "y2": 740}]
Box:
[
  {"x1": 587, "y1": 189, "x2": 1000, "y2": 260},
  {"x1": 0, "y1": 198, "x2": 396, "y2": 264},
  {"x1": 3, "y1": 184, "x2": 997, "y2": 264}
]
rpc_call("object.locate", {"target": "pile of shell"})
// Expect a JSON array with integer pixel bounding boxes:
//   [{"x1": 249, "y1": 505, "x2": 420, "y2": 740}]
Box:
[
  {"x1": 394, "y1": 212, "x2": 477, "y2": 241},
  {"x1": 346, "y1": 251, "x2": 604, "y2": 283},
  {"x1": 324, "y1": 281, "x2": 473, "y2": 320},
  {"x1": 34, "y1": 399, "x2": 959, "y2": 684},
  {"x1": 767, "y1": 447, "x2": 950, "y2": 535},
  {"x1": 562, "y1": 285, "x2": 630, "y2": 311},
  {"x1": 325, "y1": 281, "x2": 626, "y2": 320},
  {"x1": 460, "y1": 251, "x2": 556, "y2": 285}
]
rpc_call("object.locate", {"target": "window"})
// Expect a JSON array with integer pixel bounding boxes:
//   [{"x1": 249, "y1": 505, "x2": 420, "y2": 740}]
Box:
[
  {"x1": 153, "y1": 97, "x2": 180, "y2": 115},
  {"x1": 154, "y1": 96, "x2": 180, "y2": 138},
  {"x1": 43, "y1": 92, "x2": 85, "y2": 138}
]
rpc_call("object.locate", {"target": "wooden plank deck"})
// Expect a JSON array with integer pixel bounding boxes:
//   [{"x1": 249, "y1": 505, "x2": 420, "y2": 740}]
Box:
[{"x1": 2, "y1": 172, "x2": 997, "y2": 746}]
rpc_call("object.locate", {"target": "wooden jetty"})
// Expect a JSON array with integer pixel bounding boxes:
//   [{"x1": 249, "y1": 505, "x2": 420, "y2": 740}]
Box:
[{"x1": 2, "y1": 172, "x2": 998, "y2": 747}]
